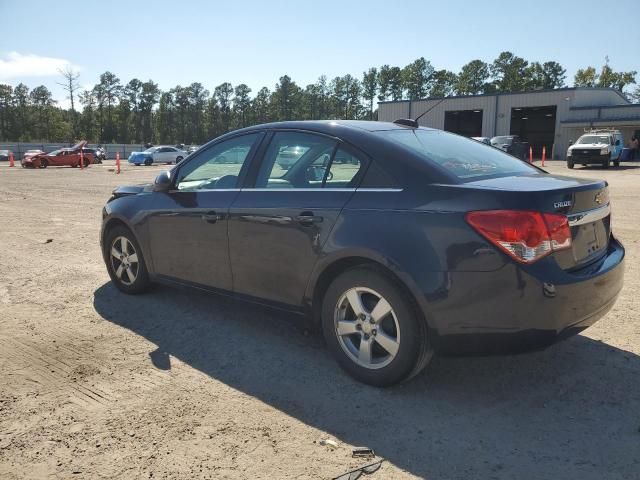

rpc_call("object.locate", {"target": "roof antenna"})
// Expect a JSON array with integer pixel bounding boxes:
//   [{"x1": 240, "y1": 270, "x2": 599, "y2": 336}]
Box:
[{"x1": 393, "y1": 97, "x2": 446, "y2": 128}]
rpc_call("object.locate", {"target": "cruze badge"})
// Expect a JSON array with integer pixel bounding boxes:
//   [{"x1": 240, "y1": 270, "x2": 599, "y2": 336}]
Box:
[{"x1": 554, "y1": 200, "x2": 572, "y2": 209}]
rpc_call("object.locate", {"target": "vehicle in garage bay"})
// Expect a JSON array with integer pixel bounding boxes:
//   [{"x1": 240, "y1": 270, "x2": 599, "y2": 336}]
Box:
[
  {"x1": 22, "y1": 141, "x2": 94, "y2": 168},
  {"x1": 490, "y1": 135, "x2": 530, "y2": 161},
  {"x1": 100, "y1": 120, "x2": 625, "y2": 386},
  {"x1": 566, "y1": 130, "x2": 624, "y2": 169},
  {"x1": 128, "y1": 146, "x2": 187, "y2": 166},
  {"x1": 471, "y1": 136, "x2": 492, "y2": 145}
]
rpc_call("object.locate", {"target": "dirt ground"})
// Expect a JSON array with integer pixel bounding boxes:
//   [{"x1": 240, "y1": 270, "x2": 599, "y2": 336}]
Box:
[{"x1": 0, "y1": 159, "x2": 638, "y2": 480}]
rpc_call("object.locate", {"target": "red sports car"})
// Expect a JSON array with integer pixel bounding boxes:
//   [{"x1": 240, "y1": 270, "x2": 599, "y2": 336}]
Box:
[{"x1": 22, "y1": 141, "x2": 95, "y2": 168}]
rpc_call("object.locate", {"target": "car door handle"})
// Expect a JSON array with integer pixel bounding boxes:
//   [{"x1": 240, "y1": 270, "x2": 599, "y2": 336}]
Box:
[
  {"x1": 202, "y1": 211, "x2": 221, "y2": 223},
  {"x1": 295, "y1": 211, "x2": 323, "y2": 225}
]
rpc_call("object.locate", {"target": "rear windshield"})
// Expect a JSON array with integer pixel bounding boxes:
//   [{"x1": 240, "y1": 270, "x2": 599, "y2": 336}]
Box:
[{"x1": 377, "y1": 129, "x2": 538, "y2": 180}]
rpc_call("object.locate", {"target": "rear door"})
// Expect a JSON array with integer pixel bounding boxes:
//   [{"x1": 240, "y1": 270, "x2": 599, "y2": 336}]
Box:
[
  {"x1": 145, "y1": 132, "x2": 263, "y2": 290},
  {"x1": 228, "y1": 131, "x2": 368, "y2": 306}
]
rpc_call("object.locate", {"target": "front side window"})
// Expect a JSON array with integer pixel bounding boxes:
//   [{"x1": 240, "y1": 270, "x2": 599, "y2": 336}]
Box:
[
  {"x1": 255, "y1": 132, "x2": 338, "y2": 188},
  {"x1": 175, "y1": 133, "x2": 260, "y2": 190},
  {"x1": 378, "y1": 129, "x2": 538, "y2": 181}
]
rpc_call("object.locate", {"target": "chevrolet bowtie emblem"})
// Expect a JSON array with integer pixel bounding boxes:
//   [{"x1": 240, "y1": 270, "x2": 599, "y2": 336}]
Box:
[{"x1": 594, "y1": 191, "x2": 603, "y2": 204}]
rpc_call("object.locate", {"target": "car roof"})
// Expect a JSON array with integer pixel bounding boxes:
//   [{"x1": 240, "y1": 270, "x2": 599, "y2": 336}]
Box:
[{"x1": 242, "y1": 119, "x2": 435, "y2": 134}]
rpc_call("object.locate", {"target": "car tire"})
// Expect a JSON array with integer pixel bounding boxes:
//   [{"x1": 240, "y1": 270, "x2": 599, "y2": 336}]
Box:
[
  {"x1": 175, "y1": 156, "x2": 183, "y2": 164},
  {"x1": 144, "y1": 158, "x2": 153, "y2": 166},
  {"x1": 104, "y1": 225, "x2": 152, "y2": 294},
  {"x1": 71, "y1": 163, "x2": 77, "y2": 168},
  {"x1": 567, "y1": 160, "x2": 574, "y2": 169},
  {"x1": 602, "y1": 156, "x2": 610, "y2": 169},
  {"x1": 321, "y1": 266, "x2": 432, "y2": 387},
  {"x1": 40, "y1": 159, "x2": 48, "y2": 168}
]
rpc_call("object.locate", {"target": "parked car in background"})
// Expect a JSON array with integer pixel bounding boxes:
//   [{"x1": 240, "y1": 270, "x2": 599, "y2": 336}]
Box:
[
  {"x1": 187, "y1": 145, "x2": 200, "y2": 155},
  {"x1": 471, "y1": 137, "x2": 492, "y2": 145},
  {"x1": 566, "y1": 130, "x2": 624, "y2": 169},
  {"x1": 128, "y1": 146, "x2": 187, "y2": 166},
  {"x1": 22, "y1": 141, "x2": 94, "y2": 168},
  {"x1": 94, "y1": 146, "x2": 107, "y2": 162},
  {"x1": 100, "y1": 120, "x2": 624, "y2": 387},
  {"x1": 82, "y1": 148, "x2": 102, "y2": 164},
  {"x1": 490, "y1": 135, "x2": 529, "y2": 160},
  {"x1": 276, "y1": 145, "x2": 308, "y2": 170},
  {"x1": 0, "y1": 149, "x2": 12, "y2": 161}
]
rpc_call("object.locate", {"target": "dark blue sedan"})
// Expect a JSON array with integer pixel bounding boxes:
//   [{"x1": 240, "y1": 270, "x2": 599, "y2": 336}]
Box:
[{"x1": 100, "y1": 120, "x2": 624, "y2": 386}]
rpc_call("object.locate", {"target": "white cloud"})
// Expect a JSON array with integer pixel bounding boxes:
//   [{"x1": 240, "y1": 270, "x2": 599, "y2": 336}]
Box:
[{"x1": 0, "y1": 51, "x2": 82, "y2": 81}]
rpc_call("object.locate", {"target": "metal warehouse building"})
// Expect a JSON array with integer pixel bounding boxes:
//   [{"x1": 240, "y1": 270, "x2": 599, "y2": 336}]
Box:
[{"x1": 377, "y1": 87, "x2": 640, "y2": 160}]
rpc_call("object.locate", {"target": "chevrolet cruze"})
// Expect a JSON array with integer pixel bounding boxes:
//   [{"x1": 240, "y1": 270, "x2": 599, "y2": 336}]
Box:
[{"x1": 101, "y1": 120, "x2": 625, "y2": 386}]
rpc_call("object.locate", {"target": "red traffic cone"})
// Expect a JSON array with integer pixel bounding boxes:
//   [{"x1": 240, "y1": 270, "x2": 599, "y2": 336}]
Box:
[
  {"x1": 529, "y1": 146, "x2": 533, "y2": 164},
  {"x1": 542, "y1": 146, "x2": 546, "y2": 167}
]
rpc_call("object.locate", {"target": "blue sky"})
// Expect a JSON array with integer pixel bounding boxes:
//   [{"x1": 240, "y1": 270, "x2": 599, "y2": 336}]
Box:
[{"x1": 1, "y1": 0, "x2": 638, "y2": 107}]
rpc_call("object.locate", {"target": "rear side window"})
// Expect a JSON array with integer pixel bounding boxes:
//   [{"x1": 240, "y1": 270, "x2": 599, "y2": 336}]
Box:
[{"x1": 378, "y1": 129, "x2": 538, "y2": 180}]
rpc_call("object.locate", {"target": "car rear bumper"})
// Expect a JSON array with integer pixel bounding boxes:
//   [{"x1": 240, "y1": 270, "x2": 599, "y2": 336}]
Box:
[{"x1": 427, "y1": 236, "x2": 625, "y2": 355}]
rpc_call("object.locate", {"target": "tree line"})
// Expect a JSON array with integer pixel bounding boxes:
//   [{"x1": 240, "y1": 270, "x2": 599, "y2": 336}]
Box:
[{"x1": 0, "y1": 52, "x2": 636, "y2": 144}]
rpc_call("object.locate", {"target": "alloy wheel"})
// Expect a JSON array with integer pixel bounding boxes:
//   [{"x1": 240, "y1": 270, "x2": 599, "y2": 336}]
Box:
[
  {"x1": 334, "y1": 287, "x2": 400, "y2": 369},
  {"x1": 110, "y1": 236, "x2": 139, "y2": 286}
]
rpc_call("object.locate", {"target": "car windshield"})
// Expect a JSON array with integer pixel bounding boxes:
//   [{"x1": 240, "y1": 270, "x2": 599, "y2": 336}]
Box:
[
  {"x1": 378, "y1": 129, "x2": 538, "y2": 181},
  {"x1": 48, "y1": 149, "x2": 62, "y2": 155},
  {"x1": 491, "y1": 136, "x2": 513, "y2": 145},
  {"x1": 144, "y1": 147, "x2": 159, "y2": 153},
  {"x1": 577, "y1": 135, "x2": 610, "y2": 144}
]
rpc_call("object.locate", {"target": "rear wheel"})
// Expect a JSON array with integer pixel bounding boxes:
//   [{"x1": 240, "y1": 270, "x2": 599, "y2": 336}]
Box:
[
  {"x1": 104, "y1": 226, "x2": 151, "y2": 294},
  {"x1": 40, "y1": 159, "x2": 48, "y2": 168},
  {"x1": 83, "y1": 158, "x2": 90, "y2": 167},
  {"x1": 321, "y1": 267, "x2": 431, "y2": 386}
]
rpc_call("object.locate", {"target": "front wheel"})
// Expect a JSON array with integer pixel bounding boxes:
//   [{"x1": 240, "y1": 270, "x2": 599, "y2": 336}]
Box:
[
  {"x1": 40, "y1": 159, "x2": 48, "y2": 168},
  {"x1": 144, "y1": 158, "x2": 153, "y2": 166},
  {"x1": 602, "y1": 156, "x2": 610, "y2": 169},
  {"x1": 321, "y1": 267, "x2": 432, "y2": 386},
  {"x1": 567, "y1": 160, "x2": 574, "y2": 169},
  {"x1": 104, "y1": 226, "x2": 152, "y2": 294},
  {"x1": 175, "y1": 156, "x2": 183, "y2": 164}
]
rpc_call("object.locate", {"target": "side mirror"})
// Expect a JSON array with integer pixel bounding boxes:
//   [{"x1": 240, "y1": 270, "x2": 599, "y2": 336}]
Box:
[
  {"x1": 569, "y1": 140, "x2": 574, "y2": 145},
  {"x1": 615, "y1": 139, "x2": 620, "y2": 146},
  {"x1": 153, "y1": 170, "x2": 172, "y2": 192}
]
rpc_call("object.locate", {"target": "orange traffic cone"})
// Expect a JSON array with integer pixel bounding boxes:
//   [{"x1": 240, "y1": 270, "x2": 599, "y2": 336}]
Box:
[
  {"x1": 79, "y1": 150, "x2": 84, "y2": 170},
  {"x1": 542, "y1": 146, "x2": 546, "y2": 167},
  {"x1": 529, "y1": 146, "x2": 533, "y2": 164},
  {"x1": 116, "y1": 152, "x2": 121, "y2": 174},
  {"x1": 9, "y1": 152, "x2": 14, "y2": 167}
]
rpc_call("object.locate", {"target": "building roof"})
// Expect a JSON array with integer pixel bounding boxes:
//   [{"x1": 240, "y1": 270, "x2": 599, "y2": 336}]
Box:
[{"x1": 377, "y1": 87, "x2": 630, "y2": 105}]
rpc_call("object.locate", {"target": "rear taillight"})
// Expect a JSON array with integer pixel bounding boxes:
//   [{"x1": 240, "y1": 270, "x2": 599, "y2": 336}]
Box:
[{"x1": 465, "y1": 210, "x2": 571, "y2": 264}]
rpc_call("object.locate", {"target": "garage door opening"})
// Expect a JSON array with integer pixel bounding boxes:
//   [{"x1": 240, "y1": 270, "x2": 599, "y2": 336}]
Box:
[
  {"x1": 510, "y1": 106, "x2": 556, "y2": 157},
  {"x1": 444, "y1": 110, "x2": 483, "y2": 137}
]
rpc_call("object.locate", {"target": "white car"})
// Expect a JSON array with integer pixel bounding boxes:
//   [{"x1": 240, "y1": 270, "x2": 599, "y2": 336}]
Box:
[{"x1": 128, "y1": 146, "x2": 187, "y2": 166}]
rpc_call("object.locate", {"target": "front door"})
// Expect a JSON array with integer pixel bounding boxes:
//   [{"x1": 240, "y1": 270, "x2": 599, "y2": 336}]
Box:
[
  {"x1": 145, "y1": 132, "x2": 263, "y2": 290},
  {"x1": 228, "y1": 131, "x2": 367, "y2": 306}
]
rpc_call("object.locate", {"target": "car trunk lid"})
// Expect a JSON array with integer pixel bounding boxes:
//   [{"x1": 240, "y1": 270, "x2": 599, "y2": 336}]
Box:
[{"x1": 463, "y1": 173, "x2": 611, "y2": 269}]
